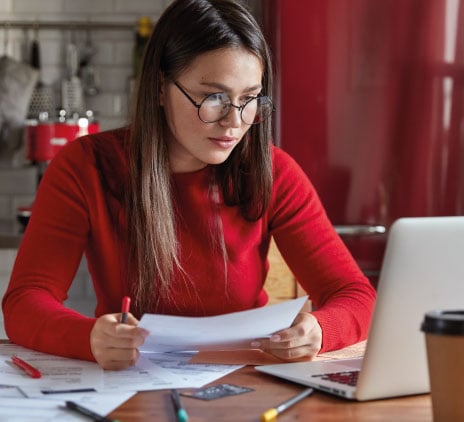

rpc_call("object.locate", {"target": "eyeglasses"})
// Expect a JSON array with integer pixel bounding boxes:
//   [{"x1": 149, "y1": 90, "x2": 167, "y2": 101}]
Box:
[{"x1": 173, "y1": 81, "x2": 274, "y2": 125}]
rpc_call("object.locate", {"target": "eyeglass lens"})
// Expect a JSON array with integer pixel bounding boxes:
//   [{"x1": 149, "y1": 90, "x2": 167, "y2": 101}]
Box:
[{"x1": 199, "y1": 93, "x2": 273, "y2": 124}]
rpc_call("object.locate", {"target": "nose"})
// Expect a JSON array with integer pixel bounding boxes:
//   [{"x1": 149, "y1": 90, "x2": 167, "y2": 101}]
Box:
[{"x1": 219, "y1": 104, "x2": 242, "y2": 128}]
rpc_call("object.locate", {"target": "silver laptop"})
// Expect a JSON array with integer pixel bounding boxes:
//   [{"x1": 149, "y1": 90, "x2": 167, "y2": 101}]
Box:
[{"x1": 256, "y1": 216, "x2": 464, "y2": 401}]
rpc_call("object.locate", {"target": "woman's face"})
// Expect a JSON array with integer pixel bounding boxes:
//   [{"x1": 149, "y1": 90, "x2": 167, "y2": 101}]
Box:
[{"x1": 161, "y1": 47, "x2": 264, "y2": 173}]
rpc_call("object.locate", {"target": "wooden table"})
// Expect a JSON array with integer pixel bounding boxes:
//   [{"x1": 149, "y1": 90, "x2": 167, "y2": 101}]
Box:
[
  {"x1": 0, "y1": 340, "x2": 432, "y2": 421},
  {"x1": 109, "y1": 365, "x2": 432, "y2": 422}
]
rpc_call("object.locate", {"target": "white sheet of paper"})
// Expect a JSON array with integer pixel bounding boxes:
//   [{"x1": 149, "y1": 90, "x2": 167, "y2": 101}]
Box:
[
  {"x1": 100, "y1": 354, "x2": 176, "y2": 392},
  {"x1": 0, "y1": 343, "x2": 242, "y2": 394},
  {"x1": 139, "y1": 296, "x2": 308, "y2": 352},
  {"x1": 139, "y1": 351, "x2": 243, "y2": 389},
  {"x1": 0, "y1": 397, "x2": 71, "y2": 421},
  {"x1": 0, "y1": 344, "x2": 103, "y2": 390},
  {"x1": 0, "y1": 392, "x2": 135, "y2": 422}
]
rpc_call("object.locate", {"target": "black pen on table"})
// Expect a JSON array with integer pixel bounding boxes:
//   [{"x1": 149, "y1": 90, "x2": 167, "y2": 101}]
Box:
[
  {"x1": 171, "y1": 389, "x2": 189, "y2": 422},
  {"x1": 120, "y1": 296, "x2": 131, "y2": 323},
  {"x1": 65, "y1": 400, "x2": 119, "y2": 422},
  {"x1": 260, "y1": 387, "x2": 314, "y2": 422}
]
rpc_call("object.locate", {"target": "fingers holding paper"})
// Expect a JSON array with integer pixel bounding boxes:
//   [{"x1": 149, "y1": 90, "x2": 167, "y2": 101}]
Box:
[
  {"x1": 252, "y1": 312, "x2": 322, "y2": 361},
  {"x1": 90, "y1": 313, "x2": 149, "y2": 370}
]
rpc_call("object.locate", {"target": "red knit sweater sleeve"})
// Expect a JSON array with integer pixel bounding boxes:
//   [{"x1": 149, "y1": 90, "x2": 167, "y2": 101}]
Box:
[
  {"x1": 268, "y1": 147, "x2": 376, "y2": 352},
  {"x1": 2, "y1": 138, "x2": 98, "y2": 361}
]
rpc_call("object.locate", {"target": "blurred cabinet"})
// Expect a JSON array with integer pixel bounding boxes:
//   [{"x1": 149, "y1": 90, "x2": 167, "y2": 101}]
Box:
[{"x1": 264, "y1": 238, "x2": 298, "y2": 304}]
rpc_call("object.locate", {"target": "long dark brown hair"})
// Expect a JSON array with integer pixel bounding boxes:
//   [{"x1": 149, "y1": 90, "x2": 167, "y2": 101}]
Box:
[{"x1": 127, "y1": 0, "x2": 274, "y2": 313}]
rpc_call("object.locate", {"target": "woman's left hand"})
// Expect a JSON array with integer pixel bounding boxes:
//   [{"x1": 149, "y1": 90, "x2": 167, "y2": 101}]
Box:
[{"x1": 252, "y1": 311, "x2": 322, "y2": 361}]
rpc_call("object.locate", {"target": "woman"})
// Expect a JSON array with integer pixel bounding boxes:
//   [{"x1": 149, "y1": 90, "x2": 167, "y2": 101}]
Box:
[{"x1": 2, "y1": 0, "x2": 376, "y2": 370}]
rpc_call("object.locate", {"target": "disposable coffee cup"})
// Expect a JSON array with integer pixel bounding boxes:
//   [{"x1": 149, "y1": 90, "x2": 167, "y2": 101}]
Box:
[{"x1": 421, "y1": 310, "x2": 464, "y2": 421}]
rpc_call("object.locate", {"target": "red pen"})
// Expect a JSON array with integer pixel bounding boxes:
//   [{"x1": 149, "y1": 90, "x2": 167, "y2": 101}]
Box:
[
  {"x1": 11, "y1": 355, "x2": 42, "y2": 379},
  {"x1": 121, "y1": 296, "x2": 131, "y2": 323}
]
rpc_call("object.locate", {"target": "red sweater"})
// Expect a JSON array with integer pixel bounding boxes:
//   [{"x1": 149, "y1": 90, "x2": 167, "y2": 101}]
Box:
[{"x1": 2, "y1": 128, "x2": 376, "y2": 361}]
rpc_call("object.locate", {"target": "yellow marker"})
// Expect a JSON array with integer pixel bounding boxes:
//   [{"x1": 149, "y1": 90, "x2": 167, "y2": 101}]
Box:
[{"x1": 261, "y1": 387, "x2": 314, "y2": 422}]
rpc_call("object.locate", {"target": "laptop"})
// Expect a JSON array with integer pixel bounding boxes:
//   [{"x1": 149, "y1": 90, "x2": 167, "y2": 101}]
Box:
[{"x1": 256, "y1": 216, "x2": 464, "y2": 401}]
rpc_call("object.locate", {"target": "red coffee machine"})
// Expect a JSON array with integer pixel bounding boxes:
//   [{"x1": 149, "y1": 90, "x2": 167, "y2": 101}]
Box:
[
  {"x1": 18, "y1": 110, "x2": 100, "y2": 227},
  {"x1": 25, "y1": 109, "x2": 99, "y2": 166}
]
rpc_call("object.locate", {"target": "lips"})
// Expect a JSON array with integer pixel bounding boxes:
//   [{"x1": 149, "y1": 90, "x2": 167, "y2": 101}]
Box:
[{"x1": 208, "y1": 136, "x2": 238, "y2": 149}]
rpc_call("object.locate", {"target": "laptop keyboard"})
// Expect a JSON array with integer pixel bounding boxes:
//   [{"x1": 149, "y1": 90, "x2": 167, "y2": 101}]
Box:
[{"x1": 313, "y1": 370, "x2": 359, "y2": 387}]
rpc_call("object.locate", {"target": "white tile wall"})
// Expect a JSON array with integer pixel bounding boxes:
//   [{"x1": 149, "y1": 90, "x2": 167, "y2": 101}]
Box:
[
  {"x1": 0, "y1": 166, "x2": 37, "y2": 219},
  {"x1": 63, "y1": 0, "x2": 114, "y2": 14}
]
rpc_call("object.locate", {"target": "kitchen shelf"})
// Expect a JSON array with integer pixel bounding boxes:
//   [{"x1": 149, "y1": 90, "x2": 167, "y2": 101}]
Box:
[{"x1": 2, "y1": 20, "x2": 135, "y2": 31}]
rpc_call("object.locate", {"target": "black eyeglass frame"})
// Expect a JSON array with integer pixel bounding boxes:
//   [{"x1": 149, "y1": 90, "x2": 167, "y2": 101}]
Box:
[{"x1": 173, "y1": 81, "x2": 274, "y2": 125}]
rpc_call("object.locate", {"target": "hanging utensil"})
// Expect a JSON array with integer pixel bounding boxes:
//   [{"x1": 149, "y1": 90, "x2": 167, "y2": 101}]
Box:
[
  {"x1": 27, "y1": 25, "x2": 55, "y2": 119},
  {"x1": 0, "y1": 23, "x2": 39, "y2": 163},
  {"x1": 61, "y1": 31, "x2": 85, "y2": 114},
  {"x1": 79, "y1": 29, "x2": 100, "y2": 96}
]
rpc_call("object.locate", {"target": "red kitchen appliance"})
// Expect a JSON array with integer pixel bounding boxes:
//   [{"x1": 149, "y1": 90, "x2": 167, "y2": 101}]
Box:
[
  {"x1": 25, "y1": 111, "x2": 99, "y2": 164},
  {"x1": 18, "y1": 110, "x2": 100, "y2": 228}
]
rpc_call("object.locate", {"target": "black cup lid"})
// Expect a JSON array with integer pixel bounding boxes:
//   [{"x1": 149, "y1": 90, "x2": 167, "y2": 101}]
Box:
[{"x1": 421, "y1": 310, "x2": 464, "y2": 335}]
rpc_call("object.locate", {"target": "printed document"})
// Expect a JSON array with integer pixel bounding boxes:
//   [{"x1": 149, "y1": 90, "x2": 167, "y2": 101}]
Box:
[{"x1": 138, "y1": 296, "x2": 308, "y2": 352}]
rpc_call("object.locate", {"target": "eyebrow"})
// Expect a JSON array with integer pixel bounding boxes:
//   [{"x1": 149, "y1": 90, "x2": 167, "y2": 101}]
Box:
[{"x1": 199, "y1": 81, "x2": 263, "y2": 93}]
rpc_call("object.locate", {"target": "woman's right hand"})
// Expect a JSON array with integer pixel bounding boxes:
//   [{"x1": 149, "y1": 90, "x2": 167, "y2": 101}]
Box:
[{"x1": 90, "y1": 313, "x2": 149, "y2": 370}]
